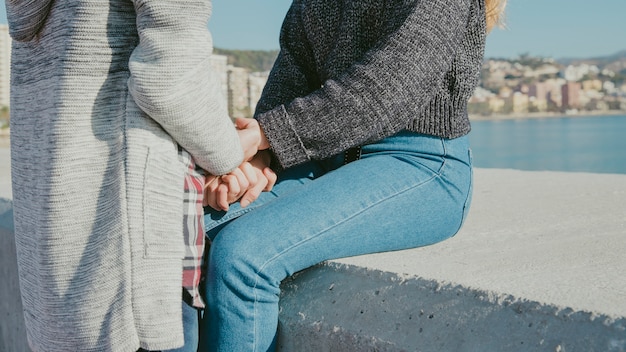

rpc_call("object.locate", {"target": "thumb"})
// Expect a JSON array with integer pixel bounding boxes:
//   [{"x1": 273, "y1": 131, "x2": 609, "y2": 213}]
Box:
[{"x1": 235, "y1": 117, "x2": 254, "y2": 130}]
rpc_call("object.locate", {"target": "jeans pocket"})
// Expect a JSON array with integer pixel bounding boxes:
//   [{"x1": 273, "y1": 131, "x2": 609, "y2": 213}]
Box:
[{"x1": 142, "y1": 146, "x2": 185, "y2": 258}]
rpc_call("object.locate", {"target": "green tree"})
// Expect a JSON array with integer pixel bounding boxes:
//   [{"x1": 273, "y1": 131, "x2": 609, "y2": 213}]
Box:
[{"x1": 214, "y1": 48, "x2": 279, "y2": 72}]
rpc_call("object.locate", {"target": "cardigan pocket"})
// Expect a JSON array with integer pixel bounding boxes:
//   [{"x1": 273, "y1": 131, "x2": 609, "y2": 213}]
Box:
[{"x1": 141, "y1": 145, "x2": 186, "y2": 259}]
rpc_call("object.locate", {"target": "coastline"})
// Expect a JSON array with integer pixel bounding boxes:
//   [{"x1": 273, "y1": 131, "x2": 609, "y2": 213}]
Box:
[
  {"x1": 1, "y1": 109, "x2": 625, "y2": 146},
  {"x1": 469, "y1": 109, "x2": 626, "y2": 121}
]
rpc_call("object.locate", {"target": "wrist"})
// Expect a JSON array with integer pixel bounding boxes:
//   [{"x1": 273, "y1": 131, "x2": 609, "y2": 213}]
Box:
[{"x1": 259, "y1": 127, "x2": 270, "y2": 150}]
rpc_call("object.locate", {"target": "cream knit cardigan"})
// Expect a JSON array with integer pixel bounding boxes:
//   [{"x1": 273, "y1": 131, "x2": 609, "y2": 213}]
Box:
[{"x1": 8, "y1": 1, "x2": 242, "y2": 351}]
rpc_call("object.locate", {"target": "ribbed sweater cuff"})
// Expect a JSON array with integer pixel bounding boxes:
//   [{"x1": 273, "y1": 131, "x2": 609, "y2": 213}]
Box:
[{"x1": 257, "y1": 105, "x2": 310, "y2": 169}]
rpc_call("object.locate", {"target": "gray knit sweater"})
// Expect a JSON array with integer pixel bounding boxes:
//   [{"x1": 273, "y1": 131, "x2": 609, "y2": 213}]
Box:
[{"x1": 255, "y1": 0, "x2": 486, "y2": 168}]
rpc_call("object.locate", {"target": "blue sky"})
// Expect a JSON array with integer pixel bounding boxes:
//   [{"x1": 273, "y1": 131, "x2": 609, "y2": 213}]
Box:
[{"x1": 1, "y1": 0, "x2": 625, "y2": 59}]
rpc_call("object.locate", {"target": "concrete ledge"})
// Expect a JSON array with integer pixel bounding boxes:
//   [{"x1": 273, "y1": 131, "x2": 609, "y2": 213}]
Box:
[
  {"x1": 277, "y1": 169, "x2": 626, "y2": 351},
  {"x1": 2, "y1": 169, "x2": 626, "y2": 351},
  {"x1": 278, "y1": 263, "x2": 625, "y2": 351}
]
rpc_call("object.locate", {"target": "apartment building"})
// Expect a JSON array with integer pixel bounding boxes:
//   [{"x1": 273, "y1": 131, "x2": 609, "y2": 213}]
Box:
[
  {"x1": 561, "y1": 81, "x2": 582, "y2": 109},
  {"x1": 0, "y1": 25, "x2": 11, "y2": 108}
]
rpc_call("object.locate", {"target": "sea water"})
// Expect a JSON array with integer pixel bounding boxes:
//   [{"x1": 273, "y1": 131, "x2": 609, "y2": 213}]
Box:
[{"x1": 469, "y1": 114, "x2": 626, "y2": 175}]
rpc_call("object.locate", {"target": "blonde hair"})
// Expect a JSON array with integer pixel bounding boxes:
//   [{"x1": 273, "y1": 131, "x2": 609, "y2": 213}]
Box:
[{"x1": 485, "y1": 0, "x2": 506, "y2": 32}]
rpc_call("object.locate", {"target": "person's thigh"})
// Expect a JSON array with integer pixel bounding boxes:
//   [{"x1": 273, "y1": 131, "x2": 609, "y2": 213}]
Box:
[{"x1": 208, "y1": 133, "x2": 472, "y2": 281}]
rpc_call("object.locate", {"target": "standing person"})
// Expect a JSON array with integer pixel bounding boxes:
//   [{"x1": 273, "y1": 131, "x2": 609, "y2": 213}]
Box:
[
  {"x1": 7, "y1": 1, "x2": 266, "y2": 351},
  {"x1": 198, "y1": 0, "x2": 506, "y2": 351}
]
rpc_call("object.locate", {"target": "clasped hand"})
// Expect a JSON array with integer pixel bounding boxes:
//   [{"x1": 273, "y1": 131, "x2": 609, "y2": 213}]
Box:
[{"x1": 203, "y1": 118, "x2": 276, "y2": 211}]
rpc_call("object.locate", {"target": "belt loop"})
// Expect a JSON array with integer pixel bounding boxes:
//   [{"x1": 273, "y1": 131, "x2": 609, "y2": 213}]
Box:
[{"x1": 343, "y1": 146, "x2": 362, "y2": 164}]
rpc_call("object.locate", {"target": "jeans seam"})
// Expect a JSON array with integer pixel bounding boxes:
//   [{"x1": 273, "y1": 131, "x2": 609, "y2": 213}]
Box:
[
  {"x1": 249, "y1": 168, "x2": 444, "y2": 349},
  {"x1": 455, "y1": 149, "x2": 474, "y2": 234},
  {"x1": 205, "y1": 205, "x2": 257, "y2": 233},
  {"x1": 437, "y1": 137, "x2": 448, "y2": 176}
]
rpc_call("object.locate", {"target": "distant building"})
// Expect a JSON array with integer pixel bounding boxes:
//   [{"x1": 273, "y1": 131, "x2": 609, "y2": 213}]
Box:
[
  {"x1": 506, "y1": 92, "x2": 529, "y2": 113},
  {"x1": 248, "y1": 71, "x2": 269, "y2": 114},
  {"x1": 529, "y1": 82, "x2": 550, "y2": 101},
  {"x1": 603, "y1": 81, "x2": 617, "y2": 94},
  {"x1": 528, "y1": 82, "x2": 553, "y2": 112},
  {"x1": 581, "y1": 79, "x2": 603, "y2": 92},
  {"x1": 227, "y1": 66, "x2": 250, "y2": 119},
  {"x1": 561, "y1": 64, "x2": 599, "y2": 82},
  {"x1": 0, "y1": 25, "x2": 11, "y2": 108},
  {"x1": 210, "y1": 55, "x2": 270, "y2": 118},
  {"x1": 544, "y1": 78, "x2": 566, "y2": 108},
  {"x1": 528, "y1": 96, "x2": 547, "y2": 112},
  {"x1": 498, "y1": 86, "x2": 513, "y2": 98},
  {"x1": 518, "y1": 84, "x2": 530, "y2": 94},
  {"x1": 523, "y1": 64, "x2": 560, "y2": 78},
  {"x1": 488, "y1": 96, "x2": 505, "y2": 113},
  {"x1": 561, "y1": 82, "x2": 581, "y2": 109}
]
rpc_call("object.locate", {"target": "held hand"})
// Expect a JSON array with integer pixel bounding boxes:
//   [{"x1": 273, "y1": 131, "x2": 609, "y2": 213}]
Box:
[
  {"x1": 235, "y1": 118, "x2": 262, "y2": 161},
  {"x1": 203, "y1": 175, "x2": 225, "y2": 211},
  {"x1": 203, "y1": 151, "x2": 277, "y2": 211},
  {"x1": 235, "y1": 118, "x2": 270, "y2": 161},
  {"x1": 202, "y1": 169, "x2": 250, "y2": 212},
  {"x1": 239, "y1": 151, "x2": 277, "y2": 208}
]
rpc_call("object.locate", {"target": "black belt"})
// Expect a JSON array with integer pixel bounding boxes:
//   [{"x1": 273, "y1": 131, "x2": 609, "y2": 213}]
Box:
[{"x1": 343, "y1": 146, "x2": 362, "y2": 164}]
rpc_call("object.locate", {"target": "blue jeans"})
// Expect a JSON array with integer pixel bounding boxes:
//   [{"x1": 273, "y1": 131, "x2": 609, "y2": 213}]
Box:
[
  {"x1": 199, "y1": 132, "x2": 473, "y2": 352},
  {"x1": 163, "y1": 302, "x2": 201, "y2": 352}
]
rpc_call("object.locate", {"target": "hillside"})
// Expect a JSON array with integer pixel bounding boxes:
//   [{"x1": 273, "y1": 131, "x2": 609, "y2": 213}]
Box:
[
  {"x1": 215, "y1": 47, "x2": 626, "y2": 74},
  {"x1": 557, "y1": 49, "x2": 626, "y2": 67},
  {"x1": 214, "y1": 48, "x2": 279, "y2": 72}
]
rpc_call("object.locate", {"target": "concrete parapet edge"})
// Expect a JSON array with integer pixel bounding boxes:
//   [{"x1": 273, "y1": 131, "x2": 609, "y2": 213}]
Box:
[
  {"x1": 2, "y1": 167, "x2": 626, "y2": 351},
  {"x1": 277, "y1": 262, "x2": 626, "y2": 352}
]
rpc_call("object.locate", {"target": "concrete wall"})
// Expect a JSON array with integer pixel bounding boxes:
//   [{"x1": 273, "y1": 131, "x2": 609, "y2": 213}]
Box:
[
  {"x1": 275, "y1": 169, "x2": 626, "y2": 351},
  {"x1": 277, "y1": 264, "x2": 626, "y2": 352},
  {"x1": 2, "y1": 168, "x2": 626, "y2": 351}
]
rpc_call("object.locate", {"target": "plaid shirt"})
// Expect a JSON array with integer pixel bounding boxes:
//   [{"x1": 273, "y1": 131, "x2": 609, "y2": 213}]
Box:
[{"x1": 179, "y1": 149, "x2": 207, "y2": 309}]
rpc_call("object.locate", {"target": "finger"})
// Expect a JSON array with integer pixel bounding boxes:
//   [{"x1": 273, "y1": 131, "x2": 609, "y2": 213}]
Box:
[
  {"x1": 202, "y1": 187, "x2": 209, "y2": 207},
  {"x1": 217, "y1": 183, "x2": 230, "y2": 211},
  {"x1": 240, "y1": 171, "x2": 268, "y2": 208},
  {"x1": 235, "y1": 117, "x2": 258, "y2": 130},
  {"x1": 204, "y1": 184, "x2": 221, "y2": 210},
  {"x1": 234, "y1": 117, "x2": 247, "y2": 129},
  {"x1": 239, "y1": 162, "x2": 258, "y2": 187},
  {"x1": 232, "y1": 167, "x2": 251, "y2": 193},
  {"x1": 223, "y1": 173, "x2": 246, "y2": 204},
  {"x1": 203, "y1": 176, "x2": 221, "y2": 207},
  {"x1": 220, "y1": 175, "x2": 241, "y2": 204},
  {"x1": 205, "y1": 192, "x2": 220, "y2": 210},
  {"x1": 203, "y1": 175, "x2": 219, "y2": 191},
  {"x1": 263, "y1": 167, "x2": 277, "y2": 191},
  {"x1": 203, "y1": 192, "x2": 210, "y2": 207}
]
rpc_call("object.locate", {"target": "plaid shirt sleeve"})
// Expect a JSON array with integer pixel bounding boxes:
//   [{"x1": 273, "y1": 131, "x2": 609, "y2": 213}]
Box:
[{"x1": 179, "y1": 148, "x2": 207, "y2": 309}]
